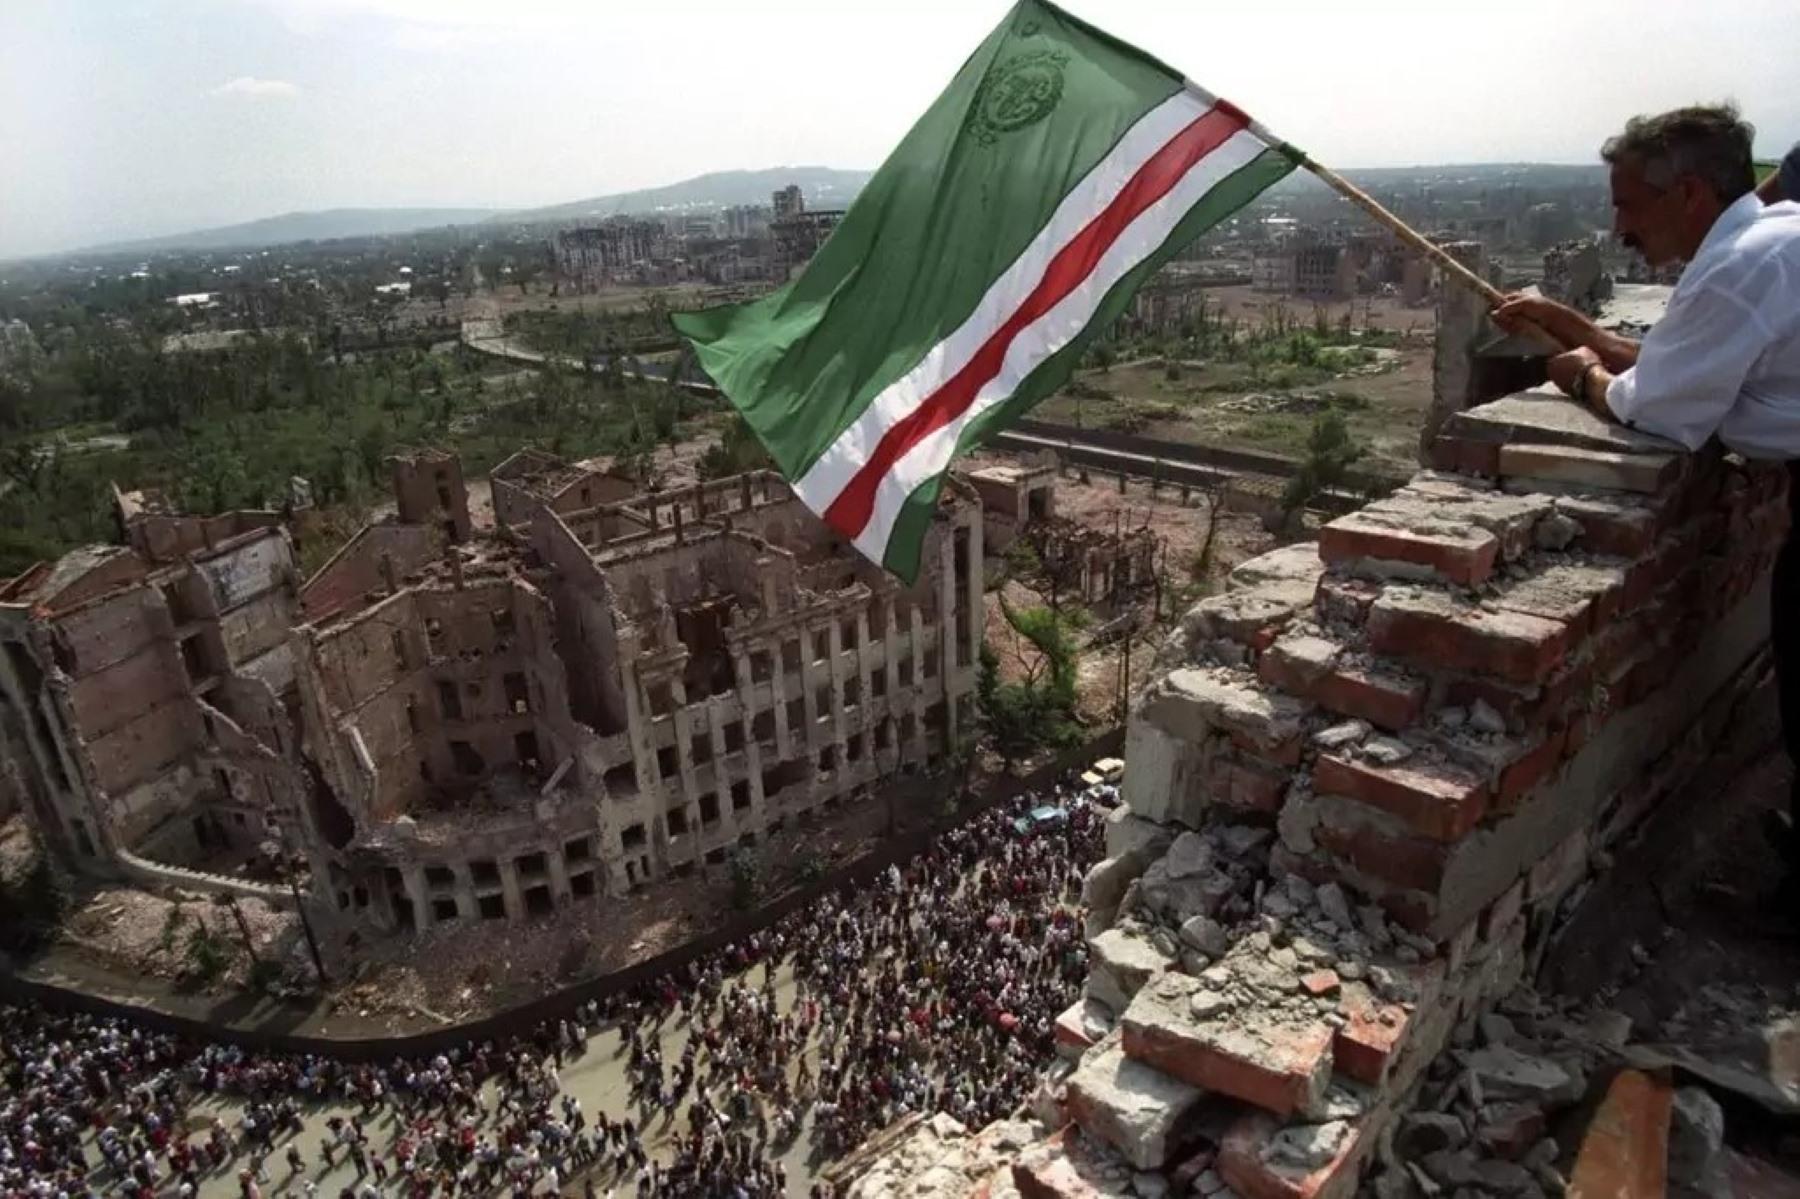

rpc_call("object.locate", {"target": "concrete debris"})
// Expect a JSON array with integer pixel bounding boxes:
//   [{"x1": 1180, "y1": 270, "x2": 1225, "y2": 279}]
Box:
[
  {"x1": 1260, "y1": 1120, "x2": 1350, "y2": 1171},
  {"x1": 1316, "y1": 719, "x2": 1372, "y2": 749},
  {"x1": 1360, "y1": 736, "x2": 1414, "y2": 766},
  {"x1": 1668, "y1": 1086, "x2": 1728, "y2": 1195},
  {"x1": 1064, "y1": 1039, "x2": 1207, "y2": 1171},
  {"x1": 1464, "y1": 1045, "x2": 1585, "y2": 1108},
  {"x1": 1468, "y1": 698, "x2": 1508, "y2": 736}
]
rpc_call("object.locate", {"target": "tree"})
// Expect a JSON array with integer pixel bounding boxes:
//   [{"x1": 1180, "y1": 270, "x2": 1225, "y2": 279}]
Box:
[
  {"x1": 1277, "y1": 411, "x2": 1363, "y2": 537},
  {"x1": 727, "y1": 847, "x2": 762, "y2": 908},
  {"x1": 696, "y1": 413, "x2": 773, "y2": 481},
  {"x1": 976, "y1": 598, "x2": 1084, "y2": 772}
]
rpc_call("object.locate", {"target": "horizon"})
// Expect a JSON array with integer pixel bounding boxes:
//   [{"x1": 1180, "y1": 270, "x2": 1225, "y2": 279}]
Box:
[
  {"x1": 22, "y1": 158, "x2": 1619, "y2": 265},
  {"x1": 3, "y1": 0, "x2": 1794, "y2": 259}
]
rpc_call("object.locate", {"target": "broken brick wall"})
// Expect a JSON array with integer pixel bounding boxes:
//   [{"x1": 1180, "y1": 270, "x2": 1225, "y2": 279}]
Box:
[{"x1": 855, "y1": 387, "x2": 1782, "y2": 1199}]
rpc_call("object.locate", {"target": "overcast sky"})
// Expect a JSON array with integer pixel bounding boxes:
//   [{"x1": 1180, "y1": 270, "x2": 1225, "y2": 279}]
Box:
[{"x1": 2, "y1": 0, "x2": 1796, "y2": 259}]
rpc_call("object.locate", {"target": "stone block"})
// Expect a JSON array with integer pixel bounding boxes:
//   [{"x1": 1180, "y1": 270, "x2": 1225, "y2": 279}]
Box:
[
  {"x1": 1227, "y1": 544, "x2": 1326, "y2": 605},
  {"x1": 1055, "y1": 1001, "x2": 1103, "y2": 1062},
  {"x1": 1498, "y1": 442, "x2": 1682, "y2": 496},
  {"x1": 1087, "y1": 928, "x2": 1175, "y2": 1014},
  {"x1": 1103, "y1": 805, "x2": 1174, "y2": 863},
  {"x1": 1118, "y1": 719, "x2": 1212, "y2": 829},
  {"x1": 1063, "y1": 1040, "x2": 1207, "y2": 1171},
  {"x1": 1120, "y1": 973, "x2": 1336, "y2": 1119},
  {"x1": 1319, "y1": 510, "x2": 1501, "y2": 587},
  {"x1": 1259, "y1": 633, "x2": 1342, "y2": 692},
  {"x1": 1367, "y1": 586, "x2": 1571, "y2": 686},
  {"x1": 1445, "y1": 388, "x2": 1683, "y2": 457},
  {"x1": 1139, "y1": 667, "x2": 1311, "y2": 752},
  {"x1": 1312, "y1": 754, "x2": 1489, "y2": 843}
]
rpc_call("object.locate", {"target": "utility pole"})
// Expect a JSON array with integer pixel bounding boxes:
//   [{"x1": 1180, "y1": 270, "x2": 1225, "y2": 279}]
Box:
[
  {"x1": 289, "y1": 868, "x2": 329, "y2": 987},
  {"x1": 223, "y1": 895, "x2": 259, "y2": 965}
]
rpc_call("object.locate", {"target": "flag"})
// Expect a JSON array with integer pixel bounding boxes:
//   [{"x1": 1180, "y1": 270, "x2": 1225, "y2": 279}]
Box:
[{"x1": 673, "y1": 0, "x2": 1299, "y2": 580}]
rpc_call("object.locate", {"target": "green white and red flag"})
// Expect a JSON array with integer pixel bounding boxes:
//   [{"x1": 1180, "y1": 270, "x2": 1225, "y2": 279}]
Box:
[{"x1": 672, "y1": 0, "x2": 1300, "y2": 580}]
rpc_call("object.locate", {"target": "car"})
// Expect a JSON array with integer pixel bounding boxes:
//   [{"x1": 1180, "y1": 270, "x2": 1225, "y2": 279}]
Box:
[{"x1": 1079, "y1": 757, "x2": 1125, "y2": 788}]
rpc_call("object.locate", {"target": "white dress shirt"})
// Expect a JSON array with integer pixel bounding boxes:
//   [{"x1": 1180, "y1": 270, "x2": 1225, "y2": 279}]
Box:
[{"x1": 1605, "y1": 193, "x2": 1800, "y2": 457}]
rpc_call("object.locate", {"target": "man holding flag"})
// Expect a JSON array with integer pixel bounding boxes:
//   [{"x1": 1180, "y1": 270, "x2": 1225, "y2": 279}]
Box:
[
  {"x1": 1493, "y1": 105, "x2": 1800, "y2": 903},
  {"x1": 674, "y1": 0, "x2": 1302, "y2": 583}
]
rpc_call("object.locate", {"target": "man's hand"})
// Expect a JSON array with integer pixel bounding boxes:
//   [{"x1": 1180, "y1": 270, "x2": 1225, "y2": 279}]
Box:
[
  {"x1": 1492, "y1": 291, "x2": 1642, "y2": 373},
  {"x1": 1492, "y1": 293, "x2": 1589, "y2": 347},
  {"x1": 1547, "y1": 346, "x2": 1617, "y2": 419}
]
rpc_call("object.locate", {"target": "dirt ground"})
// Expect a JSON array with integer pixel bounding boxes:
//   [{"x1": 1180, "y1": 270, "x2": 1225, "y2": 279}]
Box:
[
  {"x1": 972, "y1": 451, "x2": 1279, "y2": 725},
  {"x1": 1033, "y1": 284, "x2": 1436, "y2": 477}
]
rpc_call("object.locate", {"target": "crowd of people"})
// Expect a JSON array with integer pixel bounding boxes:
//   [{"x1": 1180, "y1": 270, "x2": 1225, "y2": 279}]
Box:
[{"x1": 1, "y1": 782, "x2": 1110, "y2": 1199}]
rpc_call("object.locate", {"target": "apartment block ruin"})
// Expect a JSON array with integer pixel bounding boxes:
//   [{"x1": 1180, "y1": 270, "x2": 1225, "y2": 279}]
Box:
[
  {"x1": 0, "y1": 488, "x2": 304, "y2": 894},
  {"x1": 0, "y1": 450, "x2": 986, "y2": 936}
]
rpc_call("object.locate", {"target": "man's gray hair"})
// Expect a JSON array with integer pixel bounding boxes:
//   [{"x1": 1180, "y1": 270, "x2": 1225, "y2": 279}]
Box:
[{"x1": 1601, "y1": 103, "x2": 1756, "y2": 203}]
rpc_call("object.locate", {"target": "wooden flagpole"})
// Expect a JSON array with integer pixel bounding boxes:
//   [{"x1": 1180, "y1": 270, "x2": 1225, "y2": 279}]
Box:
[{"x1": 1244, "y1": 122, "x2": 1566, "y2": 351}]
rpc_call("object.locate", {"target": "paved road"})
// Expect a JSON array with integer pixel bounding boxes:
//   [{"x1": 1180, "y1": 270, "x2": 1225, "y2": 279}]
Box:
[{"x1": 177, "y1": 958, "x2": 827, "y2": 1199}]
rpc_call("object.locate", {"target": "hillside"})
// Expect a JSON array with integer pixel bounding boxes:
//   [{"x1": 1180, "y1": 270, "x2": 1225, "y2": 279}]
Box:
[
  {"x1": 88, "y1": 207, "x2": 502, "y2": 255},
  {"x1": 512, "y1": 166, "x2": 871, "y2": 223}
]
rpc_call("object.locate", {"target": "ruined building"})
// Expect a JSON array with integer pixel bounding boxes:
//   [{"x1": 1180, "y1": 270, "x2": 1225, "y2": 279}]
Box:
[
  {"x1": 0, "y1": 451, "x2": 986, "y2": 935},
  {"x1": 0, "y1": 488, "x2": 303, "y2": 889}
]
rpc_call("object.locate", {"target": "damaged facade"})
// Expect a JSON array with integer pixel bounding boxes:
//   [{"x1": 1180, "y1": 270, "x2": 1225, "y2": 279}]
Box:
[
  {"x1": 0, "y1": 487, "x2": 304, "y2": 899},
  {"x1": 0, "y1": 450, "x2": 986, "y2": 935}
]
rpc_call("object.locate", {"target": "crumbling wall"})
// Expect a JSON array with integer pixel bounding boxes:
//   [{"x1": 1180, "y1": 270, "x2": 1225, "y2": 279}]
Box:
[
  {"x1": 868, "y1": 390, "x2": 1780, "y2": 1198},
  {"x1": 299, "y1": 522, "x2": 439, "y2": 622},
  {"x1": 389, "y1": 449, "x2": 471, "y2": 542}
]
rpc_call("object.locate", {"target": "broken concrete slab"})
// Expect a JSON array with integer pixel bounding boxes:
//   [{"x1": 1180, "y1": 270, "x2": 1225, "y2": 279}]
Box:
[
  {"x1": 1063, "y1": 1038, "x2": 1208, "y2": 1171},
  {"x1": 1087, "y1": 928, "x2": 1176, "y2": 1015},
  {"x1": 1120, "y1": 973, "x2": 1337, "y2": 1119},
  {"x1": 1445, "y1": 387, "x2": 1684, "y2": 457}
]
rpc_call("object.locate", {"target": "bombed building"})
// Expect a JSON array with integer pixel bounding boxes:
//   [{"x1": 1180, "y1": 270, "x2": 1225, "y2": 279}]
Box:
[{"x1": 0, "y1": 450, "x2": 986, "y2": 935}]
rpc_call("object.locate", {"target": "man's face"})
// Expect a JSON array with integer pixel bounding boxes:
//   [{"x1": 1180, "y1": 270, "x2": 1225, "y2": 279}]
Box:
[{"x1": 1610, "y1": 159, "x2": 1706, "y2": 267}]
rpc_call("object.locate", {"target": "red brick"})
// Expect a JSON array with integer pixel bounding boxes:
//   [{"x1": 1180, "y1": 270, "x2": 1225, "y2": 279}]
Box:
[
  {"x1": 1479, "y1": 1104, "x2": 1547, "y2": 1159},
  {"x1": 1368, "y1": 588, "x2": 1571, "y2": 686},
  {"x1": 1219, "y1": 755, "x2": 1289, "y2": 813},
  {"x1": 1012, "y1": 1127, "x2": 1115, "y2": 1199},
  {"x1": 1219, "y1": 1111, "x2": 1364, "y2": 1199},
  {"x1": 1232, "y1": 727, "x2": 1303, "y2": 769},
  {"x1": 1313, "y1": 754, "x2": 1489, "y2": 842},
  {"x1": 1313, "y1": 576, "x2": 1381, "y2": 627},
  {"x1": 1557, "y1": 495, "x2": 1660, "y2": 558},
  {"x1": 1315, "y1": 819, "x2": 1453, "y2": 893},
  {"x1": 1300, "y1": 969, "x2": 1340, "y2": 997},
  {"x1": 1334, "y1": 983, "x2": 1409, "y2": 1085},
  {"x1": 1498, "y1": 443, "x2": 1682, "y2": 496},
  {"x1": 1430, "y1": 435, "x2": 1502, "y2": 478},
  {"x1": 1312, "y1": 664, "x2": 1427, "y2": 731},
  {"x1": 1494, "y1": 731, "x2": 1567, "y2": 810},
  {"x1": 1440, "y1": 676, "x2": 1539, "y2": 732},
  {"x1": 1054, "y1": 1002, "x2": 1098, "y2": 1059},
  {"x1": 1526, "y1": 827, "x2": 1589, "y2": 902},
  {"x1": 1121, "y1": 984, "x2": 1336, "y2": 1118},
  {"x1": 1320, "y1": 513, "x2": 1501, "y2": 586},
  {"x1": 1482, "y1": 877, "x2": 1527, "y2": 942}
]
